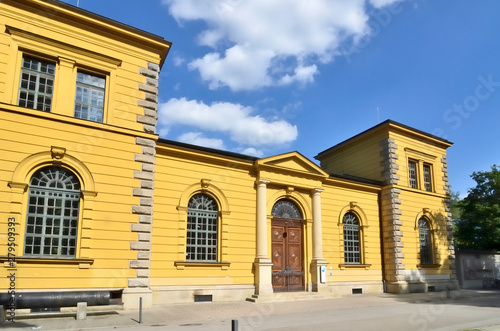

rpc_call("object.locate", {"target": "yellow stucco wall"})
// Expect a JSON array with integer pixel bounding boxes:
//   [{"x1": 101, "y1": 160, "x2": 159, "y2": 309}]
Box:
[{"x1": 0, "y1": 0, "x2": 168, "y2": 292}]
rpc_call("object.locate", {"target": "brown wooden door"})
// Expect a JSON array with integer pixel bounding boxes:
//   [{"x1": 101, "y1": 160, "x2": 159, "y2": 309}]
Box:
[{"x1": 271, "y1": 219, "x2": 304, "y2": 292}]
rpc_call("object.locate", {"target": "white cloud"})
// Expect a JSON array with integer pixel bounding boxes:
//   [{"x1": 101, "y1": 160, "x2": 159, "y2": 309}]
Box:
[
  {"x1": 177, "y1": 132, "x2": 225, "y2": 149},
  {"x1": 369, "y1": 0, "x2": 403, "y2": 9},
  {"x1": 163, "y1": 0, "x2": 405, "y2": 91},
  {"x1": 239, "y1": 147, "x2": 265, "y2": 158},
  {"x1": 158, "y1": 98, "x2": 298, "y2": 146}
]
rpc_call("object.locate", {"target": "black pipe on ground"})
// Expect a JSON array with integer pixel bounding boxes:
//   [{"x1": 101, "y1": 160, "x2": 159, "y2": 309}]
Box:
[{"x1": 0, "y1": 291, "x2": 110, "y2": 309}]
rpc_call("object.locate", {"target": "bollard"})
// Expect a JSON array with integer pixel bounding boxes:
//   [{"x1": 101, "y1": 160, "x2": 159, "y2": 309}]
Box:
[
  {"x1": 139, "y1": 297, "x2": 143, "y2": 324},
  {"x1": 231, "y1": 319, "x2": 238, "y2": 331}
]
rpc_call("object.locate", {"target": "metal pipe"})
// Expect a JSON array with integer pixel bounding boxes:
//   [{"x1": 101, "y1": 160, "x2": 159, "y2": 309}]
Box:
[
  {"x1": 0, "y1": 291, "x2": 110, "y2": 309},
  {"x1": 139, "y1": 297, "x2": 143, "y2": 324}
]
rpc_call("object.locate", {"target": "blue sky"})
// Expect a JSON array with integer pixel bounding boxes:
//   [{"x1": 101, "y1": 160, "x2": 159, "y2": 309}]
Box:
[{"x1": 62, "y1": 0, "x2": 500, "y2": 197}]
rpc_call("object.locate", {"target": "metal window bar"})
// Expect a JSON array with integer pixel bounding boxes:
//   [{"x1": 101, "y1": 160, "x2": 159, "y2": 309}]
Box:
[
  {"x1": 74, "y1": 71, "x2": 106, "y2": 123},
  {"x1": 18, "y1": 56, "x2": 55, "y2": 112},
  {"x1": 408, "y1": 160, "x2": 418, "y2": 189},
  {"x1": 24, "y1": 167, "x2": 80, "y2": 258},
  {"x1": 343, "y1": 213, "x2": 361, "y2": 264},
  {"x1": 418, "y1": 218, "x2": 432, "y2": 265},
  {"x1": 271, "y1": 199, "x2": 302, "y2": 220},
  {"x1": 423, "y1": 164, "x2": 432, "y2": 192},
  {"x1": 186, "y1": 194, "x2": 218, "y2": 262}
]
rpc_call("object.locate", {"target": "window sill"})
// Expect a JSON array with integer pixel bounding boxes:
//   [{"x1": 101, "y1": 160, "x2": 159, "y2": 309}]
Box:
[
  {"x1": 417, "y1": 264, "x2": 441, "y2": 269},
  {"x1": 1, "y1": 257, "x2": 94, "y2": 269},
  {"x1": 339, "y1": 263, "x2": 371, "y2": 270},
  {"x1": 174, "y1": 261, "x2": 230, "y2": 270}
]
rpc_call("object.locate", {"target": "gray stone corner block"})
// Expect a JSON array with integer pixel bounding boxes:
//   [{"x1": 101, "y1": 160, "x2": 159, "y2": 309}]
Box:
[
  {"x1": 137, "y1": 115, "x2": 157, "y2": 126},
  {"x1": 140, "y1": 197, "x2": 154, "y2": 207},
  {"x1": 137, "y1": 251, "x2": 152, "y2": 260},
  {"x1": 137, "y1": 99, "x2": 158, "y2": 111},
  {"x1": 146, "y1": 77, "x2": 159, "y2": 87},
  {"x1": 143, "y1": 124, "x2": 156, "y2": 134},
  {"x1": 132, "y1": 205, "x2": 153, "y2": 215},
  {"x1": 133, "y1": 188, "x2": 153, "y2": 198},
  {"x1": 139, "y1": 67, "x2": 159, "y2": 79},
  {"x1": 135, "y1": 137, "x2": 156, "y2": 148},
  {"x1": 142, "y1": 146, "x2": 156, "y2": 156},
  {"x1": 131, "y1": 223, "x2": 153, "y2": 233},
  {"x1": 136, "y1": 269, "x2": 151, "y2": 278},
  {"x1": 138, "y1": 215, "x2": 153, "y2": 224},
  {"x1": 138, "y1": 233, "x2": 152, "y2": 242},
  {"x1": 128, "y1": 278, "x2": 150, "y2": 288},
  {"x1": 141, "y1": 163, "x2": 155, "y2": 173},
  {"x1": 138, "y1": 83, "x2": 159, "y2": 95},
  {"x1": 144, "y1": 109, "x2": 158, "y2": 119},
  {"x1": 134, "y1": 153, "x2": 156, "y2": 165},
  {"x1": 140, "y1": 180, "x2": 155, "y2": 189},
  {"x1": 145, "y1": 93, "x2": 158, "y2": 103},
  {"x1": 147, "y1": 62, "x2": 160, "y2": 72},
  {"x1": 130, "y1": 242, "x2": 152, "y2": 251},
  {"x1": 134, "y1": 170, "x2": 155, "y2": 181}
]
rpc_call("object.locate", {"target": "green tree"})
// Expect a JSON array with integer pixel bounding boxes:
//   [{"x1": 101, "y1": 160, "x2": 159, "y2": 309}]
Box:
[{"x1": 455, "y1": 165, "x2": 500, "y2": 250}]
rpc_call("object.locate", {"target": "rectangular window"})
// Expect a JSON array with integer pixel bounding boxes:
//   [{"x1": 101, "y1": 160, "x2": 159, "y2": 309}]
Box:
[
  {"x1": 18, "y1": 55, "x2": 55, "y2": 112},
  {"x1": 74, "y1": 71, "x2": 105, "y2": 123},
  {"x1": 408, "y1": 160, "x2": 418, "y2": 189},
  {"x1": 423, "y1": 164, "x2": 433, "y2": 192}
]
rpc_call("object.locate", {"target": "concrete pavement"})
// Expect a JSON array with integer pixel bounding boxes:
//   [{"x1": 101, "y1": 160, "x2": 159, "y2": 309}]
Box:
[{"x1": 2, "y1": 289, "x2": 500, "y2": 331}]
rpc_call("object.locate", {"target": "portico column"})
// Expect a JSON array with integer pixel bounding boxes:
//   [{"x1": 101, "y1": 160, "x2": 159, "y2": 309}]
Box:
[
  {"x1": 256, "y1": 179, "x2": 270, "y2": 258},
  {"x1": 254, "y1": 179, "x2": 273, "y2": 296},
  {"x1": 311, "y1": 188, "x2": 328, "y2": 292}
]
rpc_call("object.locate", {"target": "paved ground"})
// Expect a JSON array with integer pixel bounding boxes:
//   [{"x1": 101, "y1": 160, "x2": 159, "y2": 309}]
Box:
[{"x1": 2, "y1": 290, "x2": 500, "y2": 331}]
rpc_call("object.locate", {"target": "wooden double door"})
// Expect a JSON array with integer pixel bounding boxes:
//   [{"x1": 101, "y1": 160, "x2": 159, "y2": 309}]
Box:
[{"x1": 271, "y1": 219, "x2": 304, "y2": 292}]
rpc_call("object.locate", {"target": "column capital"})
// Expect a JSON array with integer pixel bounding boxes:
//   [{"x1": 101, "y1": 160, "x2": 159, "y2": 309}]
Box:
[
  {"x1": 256, "y1": 179, "x2": 271, "y2": 186},
  {"x1": 312, "y1": 188, "x2": 324, "y2": 195}
]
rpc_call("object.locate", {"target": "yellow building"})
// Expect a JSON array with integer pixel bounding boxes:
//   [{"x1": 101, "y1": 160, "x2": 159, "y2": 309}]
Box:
[{"x1": 0, "y1": 0, "x2": 457, "y2": 312}]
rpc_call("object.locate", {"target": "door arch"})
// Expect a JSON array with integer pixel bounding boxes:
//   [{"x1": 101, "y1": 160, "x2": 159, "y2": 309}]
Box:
[{"x1": 271, "y1": 199, "x2": 304, "y2": 292}]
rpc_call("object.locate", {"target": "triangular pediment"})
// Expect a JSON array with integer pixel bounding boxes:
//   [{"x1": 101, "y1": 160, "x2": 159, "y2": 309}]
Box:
[{"x1": 257, "y1": 152, "x2": 328, "y2": 177}]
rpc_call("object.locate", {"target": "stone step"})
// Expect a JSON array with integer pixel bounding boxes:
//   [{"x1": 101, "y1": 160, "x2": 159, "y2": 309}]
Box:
[{"x1": 246, "y1": 292, "x2": 338, "y2": 303}]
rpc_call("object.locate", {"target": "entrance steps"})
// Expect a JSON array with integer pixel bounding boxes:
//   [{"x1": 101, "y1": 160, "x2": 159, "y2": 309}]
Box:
[{"x1": 246, "y1": 291, "x2": 338, "y2": 303}]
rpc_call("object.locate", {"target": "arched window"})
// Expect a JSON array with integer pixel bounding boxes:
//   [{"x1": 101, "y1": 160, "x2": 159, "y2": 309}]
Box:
[
  {"x1": 24, "y1": 166, "x2": 80, "y2": 257},
  {"x1": 186, "y1": 193, "x2": 218, "y2": 262},
  {"x1": 343, "y1": 212, "x2": 361, "y2": 264},
  {"x1": 271, "y1": 199, "x2": 302, "y2": 220},
  {"x1": 418, "y1": 218, "x2": 432, "y2": 265}
]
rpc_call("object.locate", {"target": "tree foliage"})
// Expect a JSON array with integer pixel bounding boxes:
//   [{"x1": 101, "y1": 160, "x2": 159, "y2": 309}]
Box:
[{"x1": 455, "y1": 165, "x2": 500, "y2": 250}]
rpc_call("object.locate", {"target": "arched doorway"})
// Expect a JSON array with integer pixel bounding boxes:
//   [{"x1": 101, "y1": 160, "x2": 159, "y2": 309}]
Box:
[{"x1": 271, "y1": 199, "x2": 304, "y2": 292}]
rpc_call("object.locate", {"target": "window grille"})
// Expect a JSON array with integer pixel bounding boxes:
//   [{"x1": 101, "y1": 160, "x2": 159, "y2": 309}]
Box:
[
  {"x1": 423, "y1": 164, "x2": 432, "y2": 192},
  {"x1": 24, "y1": 167, "x2": 80, "y2": 257},
  {"x1": 271, "y1": 199, "x2": 302, "y2": 220},
  {"x1": 343, "y1": 212, "x2": 361, "y2": 264},
  {"x1": 418, "y1": 218, "x2": 432, "y2": 265},
  {"x1": 74, "y1": 71, "x2": 105, "y2": 123},
  {"x1": 186, "y1": 193, "x2": 218, "y2": 262},
  {"x1": 408, "y1": 160, "x2": 418, "y2": 189},
  {"x1": 18, "y1": 55, "x2": 55, "y2": 112}
]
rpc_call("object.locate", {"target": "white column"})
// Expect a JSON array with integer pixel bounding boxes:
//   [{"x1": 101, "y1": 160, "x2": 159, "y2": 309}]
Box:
[
  {"x1": 312, "y1": 188, "x2": 324, "y2": 260},
  {"x1": 256, "y1": 179, "x2": 270, "y2": 258},
  {"x1": 254, "y1": 179, "x2": 273, "y2": 296},
  {"x1": 311, "y1": 188, "x2": 328, "y2": 292}
]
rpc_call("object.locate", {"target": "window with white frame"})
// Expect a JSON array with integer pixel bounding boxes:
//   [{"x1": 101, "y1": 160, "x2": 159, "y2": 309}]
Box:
[
  {"x1": 423, "y1": 164, "x2": 433, "y2": 192},
  {"x1": 186, "y1": 193, "x2": 219, "y2": 262},
  {"x1": 18, "y1": 55, "x2": 55, "y2": 112},
  {"x1": 74, "y1": 71, "x2": 106, "y2": 123},
  {"x1": 24, "y1": 167, "x2": 80, "y2": 257},
  {"x1": 408, "y1": 159, "x2": 418, "y2": 189},
  {"x1": 418, "y1": 218, "x2": 432, "y2": 265},
  {"x1": 343, "y1": 212, "x2": 361, "y2": 264}
]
